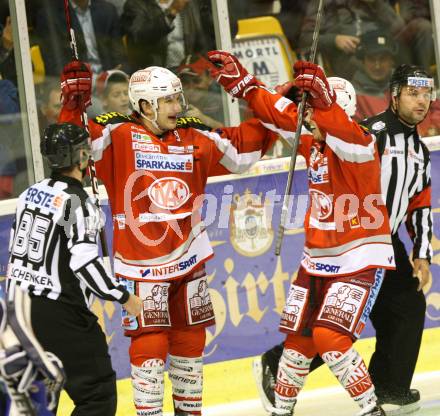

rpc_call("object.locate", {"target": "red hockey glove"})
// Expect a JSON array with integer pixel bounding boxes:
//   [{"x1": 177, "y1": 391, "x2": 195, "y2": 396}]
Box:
[
  {"x1": 207, "y1": 50, "x2": 261, "y2": 98},
  {"x1": 293, "y1": 61, "x2": 336, "y2": 110},
  {"x1": 60, "y1": 60, "x2": 92, "y2": 110}
]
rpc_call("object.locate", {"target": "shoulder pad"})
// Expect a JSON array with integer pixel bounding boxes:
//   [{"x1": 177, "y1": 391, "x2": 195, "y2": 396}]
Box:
[
  {"x1": 176, "y1": 116, "x2": 211, "y2": 131},
  {"x1": 93, "y1": 112, "x2": 135, "y2": 126}
]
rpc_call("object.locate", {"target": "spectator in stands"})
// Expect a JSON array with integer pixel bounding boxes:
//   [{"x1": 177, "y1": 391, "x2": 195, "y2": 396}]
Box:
[
  {"x1": 0, "y1": 78, "x2": 18, "y2": 199},
  {"x1": 35, "y1": 0, "x2": 126, "y2": 77},
  {"x1": 37, "y1": 79, "x2": 62, "y2": 132},
  {"x1": 120, "y1": 0, "x2": 213, "y2": 72},
  {"x1": 278, "y1": 0, "x2": 308, "y2": 55},
  {"x1": 396, "y1": 0, "x2": 435, "y2": 74},
  {"x1": 351, "y1": 29, "x2": 440, "y2": 137},
  {"x1": 298, "y1": 0, "x2": 404, "y2": 79},
  {"x1": 0, "y1": 10, "x2": 16, "y2": 85},
  {"x1": 177, "y1": 54, "x2": 223, "y2": 128},
  {"x1": 95, "y1": 69, "x2": 130, "y2": 115},
  {"x1": 351, "y1": 31, "x2": 397, "y2": 122},
  {"x1": 352, "y1": 31, "x2": 397, "y2": 96},
  {"x1": 106, "y1": 0, "x2": 127, "y2": 16},
  {"x1": 0, "y1": 2, "x2": 48, "y2": 87}
]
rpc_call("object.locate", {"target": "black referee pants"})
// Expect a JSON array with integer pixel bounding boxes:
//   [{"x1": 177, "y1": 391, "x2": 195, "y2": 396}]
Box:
[
  {"x1": 31, "y1": 297, "x2": 117, "y2": 416},
  {"x1": 263, "y1": 237, "x2": 426, "y2": 401},
  {"x1": 369, "y1": 236, "x2": 426, "y2": 400}
]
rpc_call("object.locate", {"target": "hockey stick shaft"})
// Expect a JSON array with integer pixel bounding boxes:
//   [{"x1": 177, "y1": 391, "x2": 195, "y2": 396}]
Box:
[
  {"x1": 274, "y1": 0, "x2": 325, "y2": 256},
  {"x1": 62, "y1": 0, "x2": 109, "y2": 258}
]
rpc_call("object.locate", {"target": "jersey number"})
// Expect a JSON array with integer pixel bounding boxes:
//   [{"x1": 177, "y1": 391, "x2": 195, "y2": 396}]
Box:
[{"x1": 12, "y1": 211, "x2": 53, "y2": 266}]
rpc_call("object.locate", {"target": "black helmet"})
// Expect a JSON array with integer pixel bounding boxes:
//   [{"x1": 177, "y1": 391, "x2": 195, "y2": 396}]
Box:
[
  {"x1": 389, "y1": 64, "x2": 435, "y2": 99},
  {"x1": 41, "y1": 123, "x2": 90, "y2": 170}
]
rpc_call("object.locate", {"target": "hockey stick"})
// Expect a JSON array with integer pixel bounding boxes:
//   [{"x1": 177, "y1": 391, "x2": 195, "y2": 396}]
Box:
[
  {"x1": 62, "y1": 0, "x2": 109, "y2": 259},
  {"x1": 274, "y1": 0, "x2": 325, "y2": 256}
]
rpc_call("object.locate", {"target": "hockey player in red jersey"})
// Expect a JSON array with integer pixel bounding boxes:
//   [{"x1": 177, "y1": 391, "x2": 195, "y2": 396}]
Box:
[
  {"x1": 207, "y1": 51, "x2": 395, "y2": 416},
  {"x1": 58, "y1": 60, "x2": 277, "y2": 415}
]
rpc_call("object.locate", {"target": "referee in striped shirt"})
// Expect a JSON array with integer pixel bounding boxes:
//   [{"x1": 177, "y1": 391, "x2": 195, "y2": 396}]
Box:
[
  {"x1": 7, "y1": 123, "x2": 142, "y2": 415},
  {"x1": 255, "y1": 64, "x2": 434, "y2": 415},
  {"x1": 363, "y1": 64, "x2": 433, "y2": 412}
]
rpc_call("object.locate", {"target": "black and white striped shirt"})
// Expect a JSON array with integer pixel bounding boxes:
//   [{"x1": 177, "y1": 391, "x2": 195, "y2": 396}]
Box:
[
  {"x1": 7, "y1": 173, "x2": 129, "y2": 309},
  {"x1": 365, "y1": 108, "x2": 433, "y2": 261}
]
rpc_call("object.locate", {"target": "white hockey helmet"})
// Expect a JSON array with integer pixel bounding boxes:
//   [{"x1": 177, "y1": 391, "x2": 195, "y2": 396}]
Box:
[
  {"x1": 128, "y1": 66, "x2": 186, "y2": 118},
  {"x1": 328, "y1": 77, "x2": 357, "y2": 117}
]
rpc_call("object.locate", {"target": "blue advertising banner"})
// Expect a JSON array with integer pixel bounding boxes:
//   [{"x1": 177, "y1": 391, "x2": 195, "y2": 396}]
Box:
[{"x1": 1, "y1": 154, "x2": 439, "y2": 380}]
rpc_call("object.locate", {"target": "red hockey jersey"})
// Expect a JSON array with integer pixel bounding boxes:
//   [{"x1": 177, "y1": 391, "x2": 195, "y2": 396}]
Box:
[
  {"x1": 245, "y1": 89, "x2": 395, "y2": 276},
  {"x1": 60, "y1": 108, "x2": 277, "y2": 281}
]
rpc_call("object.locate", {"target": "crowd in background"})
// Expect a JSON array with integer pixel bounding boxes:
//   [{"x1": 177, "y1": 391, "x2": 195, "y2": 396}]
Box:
[{"x1": 0, "y1": 0, "x2": 439, "y2": 198}]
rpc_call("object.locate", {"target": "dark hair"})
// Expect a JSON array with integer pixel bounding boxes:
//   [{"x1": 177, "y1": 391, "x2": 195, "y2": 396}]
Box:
[
  {"x1": 0, "y1": 0, "x2": 9, "y2": 26},
  {"x1": 103, "y1": 72, "x2": 129, "y2": 97}
]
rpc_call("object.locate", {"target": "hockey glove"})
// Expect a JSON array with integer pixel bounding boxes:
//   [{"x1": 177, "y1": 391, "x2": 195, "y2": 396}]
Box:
[
  {"x1": 61, "y1": 60, "x2": 92, "y2": 110},
  {"x1": 207, "y1": 50, "x2": 262, "y2": 98},
  {"x1": 294, "y1": 61, "x2": 336, "y2": 110}
]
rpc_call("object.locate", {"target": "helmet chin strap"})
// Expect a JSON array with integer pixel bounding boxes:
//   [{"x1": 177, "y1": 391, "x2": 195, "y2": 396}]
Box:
[{"x1": 140, "y1": 103, "x2": 167, "y2": 133}]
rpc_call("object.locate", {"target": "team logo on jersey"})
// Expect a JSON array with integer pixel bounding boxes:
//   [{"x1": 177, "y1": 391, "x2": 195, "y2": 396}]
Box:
[
  {"x1": 349, "y1": 215, "x2": 361, "y2": 229},
  {"x1": 308, "y1": 147, "x2": 329, "y2": 184},
  {"x1": 229, "y1": 189, "x2": 274, "y2": 257},
  {"x1": 140, "y1": 255, "x2": 197, "y2": 279},
  {"x1": 148, "y1": 177, "x2": 191, "y2": 210},
  {"x1": 135, "y1": 152, "x2": 193, "y2": 172},
  {"x1": 132, "y1": 142, "x2": 160, "y2": 152},
  {"x1": 186, "y1": 276, "x2": 215, "y2": 325},
  {"x1": 387, "y1": 146, "x2": 404, "y2": 156},
  {"x1": 168, "y1": 145, "x2": 194, "y2": 154},
  {"x1": 131, "y1": 131, "x2": 153, "y2": 143},
  {"x1": 114, "y1": 214, "x2": 126, "y2": 230},
  {"x1": 309, "y1": 189, "x2": 333, "y2": 220},
  {"x1": 280, "y1": 285, "x2": 308, "y2": 332},
  {"x1": 319, "y1": 283, "x2": 367, "y2": 332},
  {"x1": 138, "y1": 282, "x2": 171, "y2": 327},
  {"x1": 119, "y1": 279, "x2": 138, "y2": 331},
  {"x1": 274, "y1": 97, "x2": 291, "y2": 113},
  {"x1": 302, "y1": 256, "x2": 341, "y2": 274},
  {"x1": 24, "y1": 187, "x2": 65, "y2": 211}
]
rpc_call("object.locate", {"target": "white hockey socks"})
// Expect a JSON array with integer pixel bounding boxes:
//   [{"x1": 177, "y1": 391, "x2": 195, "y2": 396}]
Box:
[
  {"x1": 274, "y1": 349, "x2": 313, "y2": 414},
  {"x1": 131, "y1": 359, "x2": 165, "y2": 416},
  {"x1": 322, "y1": 347, "x2": 377, "y2": 410},
  {"x1": 168, "y1": 355, "x2": 203, "y2": 415}
]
